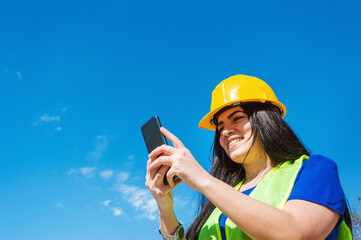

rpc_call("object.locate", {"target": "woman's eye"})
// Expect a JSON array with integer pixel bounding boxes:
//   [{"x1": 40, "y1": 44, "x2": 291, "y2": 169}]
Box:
[{"x1": 233, "y1": 116, "x2": 243, "y2": 122}]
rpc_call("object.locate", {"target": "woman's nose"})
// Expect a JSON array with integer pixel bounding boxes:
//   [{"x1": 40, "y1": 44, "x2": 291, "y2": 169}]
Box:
[{"x1": 221, "y1": 126, "x2": 234, "y2": 137}]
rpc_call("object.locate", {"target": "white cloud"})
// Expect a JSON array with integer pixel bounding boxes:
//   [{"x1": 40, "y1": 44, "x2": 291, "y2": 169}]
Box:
[
  {"x1": 68, "y1": 167, "x2": 117, "y2": 180},
  {"x1": 55, "y1": 126, "x2": 62, "y2": 131},
  {"x1": 40, "y1": 114, "x2": 60, "y2": 123},
  {"x1": 87, "y1": 135, "x2": 109, "y2": 161},
  {"x1": 33, "y1": 113, "x2": 61, "y2": 127},
  {"x1": 67, "y1": 167, "x2": 157, "y2": 220},
  {"x1": 110, "y1": 207, "x2": 123, "y2": 216},
  {"x1": 102, "y1": 200, "x2": 112, "y2": 206},
  {"x1": 116, "y1": 172, "x2": 130, "y2": 183},
  {"x1": 67, "y1": 167, "x2": 98, "y2": 178},
  {"x1": 67, "y1": 169, "x2": 76, "y2": 174},
  {"x1": 55, "y1": 202, "x2": 64, "y2": 208},
  {"x1": 16, "y1": 71, "x2": 22, "y2": 79},
  {"x1": 139, "y1": 198, "x2": 158, "y2": 220},
  {"x1": 122, "y1": 157, "x2": 136, "y2": 168},
  {"x1": 100, "y1": 170, "x2": 114, "y2": 179},
  {"x1": 2, "y1": 67, "x2": 22, "y2": 80},
  {"x1": 115, "y1": 182, "x2": 157, "y2": 221},
  {"x1": 79, "y1": 167, "x2": 97, "y2": 178}
]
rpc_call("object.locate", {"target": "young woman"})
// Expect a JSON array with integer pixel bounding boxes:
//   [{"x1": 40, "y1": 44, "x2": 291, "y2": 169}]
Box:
[{"x1": 146, "y1": 75, "x2": 352, "y2": 240}]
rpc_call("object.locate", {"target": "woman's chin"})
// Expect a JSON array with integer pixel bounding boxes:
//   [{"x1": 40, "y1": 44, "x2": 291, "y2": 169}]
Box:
[{"x1": 229, "y1": 152, "x2": 247, "y2": 164}]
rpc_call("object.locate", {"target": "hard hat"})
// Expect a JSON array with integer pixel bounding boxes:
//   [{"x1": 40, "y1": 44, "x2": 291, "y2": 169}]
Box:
[{"x1": 198, "y1": 74, "x2": 286, "y2": 130}]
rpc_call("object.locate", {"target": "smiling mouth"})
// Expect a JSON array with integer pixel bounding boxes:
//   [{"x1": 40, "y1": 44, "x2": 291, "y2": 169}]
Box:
[{"x1": 228, "y1": 137, "x2": 244, "y2": 149}]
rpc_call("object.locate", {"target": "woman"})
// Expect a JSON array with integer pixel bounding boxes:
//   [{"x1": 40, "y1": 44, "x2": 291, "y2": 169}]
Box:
[{"x1": 146, "y1": 75, "x2": 352, "y2": 240}]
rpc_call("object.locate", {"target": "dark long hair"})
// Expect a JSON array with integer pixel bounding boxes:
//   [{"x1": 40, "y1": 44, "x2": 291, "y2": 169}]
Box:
[{"x1": 186, "y1": 103, "x2": 352, "y2": 239}]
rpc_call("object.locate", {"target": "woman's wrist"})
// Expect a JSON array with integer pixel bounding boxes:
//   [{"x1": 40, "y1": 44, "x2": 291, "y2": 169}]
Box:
[
  {"x1": 156, "y1": 193, "x2": 174, "y2": 210},
  {"x1": 159, "y1": 223, "x2": 184, "y2": 240},
  {"x1": 158, "y1": 200, "x2": 174, "y2": 214},
  {"x1": 159, "y1": 207, "x2": 179, "y2": 235}
]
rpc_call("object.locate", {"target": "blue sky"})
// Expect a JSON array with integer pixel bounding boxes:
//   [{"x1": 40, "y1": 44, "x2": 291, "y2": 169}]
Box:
[{"x1": 1, "y1": 0, "x2": 360, "y2": 239}]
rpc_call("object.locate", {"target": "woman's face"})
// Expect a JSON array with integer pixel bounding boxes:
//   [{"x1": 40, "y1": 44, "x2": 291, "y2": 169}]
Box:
[{"x1": 216, "y1": 106, "x2": 256, "y2": 164}]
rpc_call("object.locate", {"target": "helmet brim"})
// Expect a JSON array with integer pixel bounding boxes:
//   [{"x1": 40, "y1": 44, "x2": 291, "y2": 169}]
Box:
[{"x1": 198, "y1": 100, "x2": 286, "y2": 131}]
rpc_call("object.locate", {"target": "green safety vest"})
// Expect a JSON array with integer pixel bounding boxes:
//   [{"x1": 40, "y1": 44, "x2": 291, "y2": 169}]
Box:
[{"x1": 199, "y1": 155, "x2": 352, "y2": 240}]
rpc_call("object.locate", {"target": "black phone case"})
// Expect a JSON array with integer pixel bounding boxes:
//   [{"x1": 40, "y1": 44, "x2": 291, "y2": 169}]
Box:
[
  {"x1": 141, "y1": 116, "x2": 178, "y2": 185},
  {"x1": 141, "y1": 115, "x2": 168, "y2": 154}
]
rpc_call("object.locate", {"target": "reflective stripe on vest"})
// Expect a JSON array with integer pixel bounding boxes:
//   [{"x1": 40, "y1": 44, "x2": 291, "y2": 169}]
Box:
[{"x1": 198, "y1": 155, "x2": 352, "y2": 240}]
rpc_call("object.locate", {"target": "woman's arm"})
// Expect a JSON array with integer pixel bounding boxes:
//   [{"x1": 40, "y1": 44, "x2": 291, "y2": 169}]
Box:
[
  {"x1": 145, "y1": 160, "x2": 180, "y2": 236},
  {"x1": 145, "y1": 158, "x2": 188, "y2": 240},
  {"x1": 148, "y1": 127, "x2": 340, "y2": 240},
  {"x1": 199, "y1": 175, "x2": 340, "y2": 240}
]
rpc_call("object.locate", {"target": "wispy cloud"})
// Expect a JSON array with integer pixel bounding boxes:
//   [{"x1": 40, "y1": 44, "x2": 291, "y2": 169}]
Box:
[
  {"x1": 100, "y1": 170, "x2": 114, "y2": 179},
  {"x1": 68, "y1": 168, "x2": 158, "y2": 220},
  {"x1": 67, "y1": 167, "x2": 97, "y2": 178},
  {"x1": 110, "y1": 207, "x2": 123, "y2": 216},
  {"x1": 115, "y1": 176, "x2": 158, "y2": 220},
  {"x1": 102, "y1": 200, "x2": 112, "y2": 206},
  {"x1": 33, "y1": 107, "x2": 67, "y2": 130},
  {"x1": 121, "y1": 155, "x2": 136, "y2": 168},
  {"x1": 79, "y1": 167, "x2": 97, "y2": 178},
  {"x1": 55, "y1": 202, "x2": 64, "y2": 208},
  {"x1": 16, "y1": 71, "x2": 22, "y2": 79},
  {"x1": 116, "y1": 172, "x2": 130, "y2": 183},
  {"x1": 67, "y1": 169, "x2": 77, "y2": 175},
  {"x1": 87, "y1": 135, "x2": 109, "y2": 161},
  {"x1": 2, "y1": 67, "x2": 23, "y2": 80},
  {"x1": 39, "y1": 114, "x2": 60, "y2": 123},
  {"x1": 33, "y1": 113, "x2": 60, "y2": 127}
]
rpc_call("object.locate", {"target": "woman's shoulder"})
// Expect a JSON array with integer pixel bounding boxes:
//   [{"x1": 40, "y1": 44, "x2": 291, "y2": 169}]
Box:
[
  {"x1": 297, "y1": 154, "x2": 340, "y2": 182},
  {"x1": 289, "y1": 154, "x2": 345, "y2": 215},
  {"x1": 303, "y1": 154, "x2": 338, "y2": 171}
]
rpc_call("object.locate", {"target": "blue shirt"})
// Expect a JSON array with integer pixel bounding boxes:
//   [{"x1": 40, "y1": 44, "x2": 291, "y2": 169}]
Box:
[{"x1": 219, "y1": 155, "x2": 345, "y2": 240}]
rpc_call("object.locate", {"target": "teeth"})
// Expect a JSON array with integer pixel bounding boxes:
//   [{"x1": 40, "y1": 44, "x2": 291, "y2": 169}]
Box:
[{"x1": 228, "y1": 138, "x2": 241, "y2": 147}]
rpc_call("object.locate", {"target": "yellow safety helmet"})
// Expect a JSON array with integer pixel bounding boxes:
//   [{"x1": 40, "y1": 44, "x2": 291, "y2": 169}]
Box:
[{"x1": 198, "y1": 74, "x2": 286, "y2": 130}]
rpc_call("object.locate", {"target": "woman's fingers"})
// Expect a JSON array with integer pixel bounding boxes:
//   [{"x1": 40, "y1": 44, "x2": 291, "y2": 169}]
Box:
[
  {"x1": 145, "y1": 167, "x2": 172, "y2": 199},
  {"x1": 154, "y1": 165, "x2": 170, "y2": 184},
  {"x1": 148, "y1": 155, "x2": 173, "y2": 172},
  {"x1": 147, "y1": 159, "x2": 157, "y2": 179},
  {"x1": 148, "y1": 144, "x2": 175, "y2": 159},
  {"x1": 147, "y1": 157, "x2": 182, "y2": 189},
  {"x1": 166, "y1": 168, "x2": 182, "y2": 188},
  {"x1": 147, "y1": 157, "x2": 170, "y2": 183},
  {"x1": 160, "y1": 127, "x2": 185, "y2": 149},
  {"x1": 166, "y1": 167, "x2": 176, "y2": 187},
  {"x1": 148, "y1": 164, "x2": 160, "y2": 180},
  {"x1": 146, "y1": 127, "x2": 188, "y2": 193}
]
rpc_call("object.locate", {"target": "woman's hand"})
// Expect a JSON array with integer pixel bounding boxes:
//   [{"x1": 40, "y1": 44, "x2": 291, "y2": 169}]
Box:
[
  {"x1": 145, "y1": 136, "x2": 182, "y2": 236},
  {"x1": 145, "y1": 156, "x2": 174, "y2": 209},
  {"x1": 147, "y1": 127, "x2": 210, "y2": 191}
]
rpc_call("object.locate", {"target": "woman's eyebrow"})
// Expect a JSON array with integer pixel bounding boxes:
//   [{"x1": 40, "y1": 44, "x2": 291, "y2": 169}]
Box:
[
  {"x1": 217, "y1": 110, "x2": 245, "y2": 126},
  {"x1": 227, "y1": 110, "x2": 245, "y2": 119}
]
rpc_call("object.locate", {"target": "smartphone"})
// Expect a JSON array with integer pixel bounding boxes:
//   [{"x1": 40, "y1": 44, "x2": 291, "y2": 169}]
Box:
[
  {"x1": 141, "y1": 116, "x2": 178, "y2": 185},
  {"x1": 141, "y1": 115, "x2": 168, "y2": 154}
]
